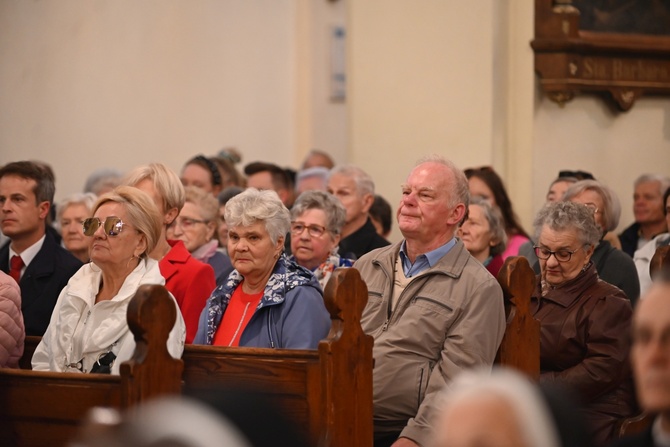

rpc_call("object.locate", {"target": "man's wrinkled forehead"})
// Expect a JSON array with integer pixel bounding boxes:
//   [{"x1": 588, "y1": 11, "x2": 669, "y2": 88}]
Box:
[{"x1": 406, "y1": 163, "x2": 451, "y2": 186}]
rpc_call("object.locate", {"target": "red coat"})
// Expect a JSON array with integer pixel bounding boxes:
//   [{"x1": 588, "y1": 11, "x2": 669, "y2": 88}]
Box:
[{"x1": 160, "y1": 240, "x2": 216, "y2": 344}]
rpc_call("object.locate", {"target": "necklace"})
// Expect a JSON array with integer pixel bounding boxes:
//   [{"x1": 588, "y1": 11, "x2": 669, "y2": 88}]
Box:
[{"x1": 228, "y1": 302, "x2": 251, "y2": 347}]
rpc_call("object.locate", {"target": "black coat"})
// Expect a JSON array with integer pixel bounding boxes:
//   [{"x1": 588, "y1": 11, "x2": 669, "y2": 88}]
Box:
[
  {"x1": 0, "y1": 229, "x2": 82, "y2": 336},
  {"x1": 338, "y1": 217, "x2": 390, "y2": 261}
]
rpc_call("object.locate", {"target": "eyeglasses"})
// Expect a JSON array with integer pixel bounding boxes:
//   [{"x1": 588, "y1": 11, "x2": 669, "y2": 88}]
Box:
[
  {"x1": 83, "y1": 217, "x2": 127, "y2": 237},
  {"x1": 174, "y1": 217, "x2": 208, "y2": 230},
  {"x1": 291, "y1": 222, "x2": 327, "y2": 238},
  {"x1": 581, "y1": 202, "x2": 600, "y2": 214},
  {"x1": 534, "y1": 245, "x2": 584, "y2": 263}
]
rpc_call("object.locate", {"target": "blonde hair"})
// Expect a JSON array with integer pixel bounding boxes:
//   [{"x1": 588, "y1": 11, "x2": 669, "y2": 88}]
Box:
[{"x1": 93, "y1": 186, "x2": 162, "y2": 258}]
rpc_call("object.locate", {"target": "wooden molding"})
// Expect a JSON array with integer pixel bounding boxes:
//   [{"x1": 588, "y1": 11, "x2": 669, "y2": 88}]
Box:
[{"x1": 532, "y1": 0, "x2": 670, "y2": 111}]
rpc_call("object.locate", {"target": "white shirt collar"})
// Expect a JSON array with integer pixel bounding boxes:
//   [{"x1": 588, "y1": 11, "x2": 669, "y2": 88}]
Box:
[{"x1": 9, "y1": 234, "x2": 46, "y2": 273}]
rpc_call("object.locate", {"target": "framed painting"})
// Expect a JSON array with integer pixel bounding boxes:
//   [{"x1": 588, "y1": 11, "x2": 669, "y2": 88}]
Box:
[{"x1": 532, "y1": 0, "x2": 670, "y2": 111}]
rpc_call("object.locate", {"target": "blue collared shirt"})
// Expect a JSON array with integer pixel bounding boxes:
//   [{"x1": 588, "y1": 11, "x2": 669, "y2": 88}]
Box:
[{"x1": 399, "y1": 237, "x2": 457, "y2": 278}]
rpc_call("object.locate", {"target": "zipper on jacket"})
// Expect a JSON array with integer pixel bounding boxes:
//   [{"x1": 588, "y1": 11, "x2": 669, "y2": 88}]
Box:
[
  {"x1": 417, "y1": 367, "x2": 425, "y2": 408},
  {"x1": 267, "y1": 307, "x2": 275, "y2": 348}
]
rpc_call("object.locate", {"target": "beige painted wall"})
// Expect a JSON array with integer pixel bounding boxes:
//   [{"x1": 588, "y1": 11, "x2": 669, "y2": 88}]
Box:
[
  {"x1": 1, "y1": 0, "x2": 669, "y2": 244},
  {"x1": 0, "y1": 0, "x2": 347, "y2": 200},
  {"x1": 348, "y1": 1, "x2": 497, "y2": 242},
  {"x1": 349, "y1": 0, "x2": 670, "y2": 243}
]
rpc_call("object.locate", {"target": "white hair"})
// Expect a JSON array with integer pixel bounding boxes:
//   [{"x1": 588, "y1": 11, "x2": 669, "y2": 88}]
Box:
[{"x1": 434, "y1": 368, "x2": 561, "y2": 447}]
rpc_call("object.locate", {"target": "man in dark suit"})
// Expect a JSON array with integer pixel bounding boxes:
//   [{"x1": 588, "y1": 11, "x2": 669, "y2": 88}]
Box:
[
  {"x1": 611, "y1": 267, "x2": 670, "y2": 447},
  {"x1": 0, "y1": 161, "x2": 82, "y2": 336}
]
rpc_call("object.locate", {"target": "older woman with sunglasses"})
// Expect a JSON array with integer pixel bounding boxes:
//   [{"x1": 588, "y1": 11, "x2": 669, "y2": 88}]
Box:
[
  {"x1": 289, "y1": 190, "x2": 354, "y2": 289},
  {"x1": 530, "y1": 201, "x2": 635, "y2": 446},
  {"x1": 32, "y1": 186, "x2": 186, "y2": 374},
  {"x1": 194, "y1": 188, "x2": 330, "y2": 349}
]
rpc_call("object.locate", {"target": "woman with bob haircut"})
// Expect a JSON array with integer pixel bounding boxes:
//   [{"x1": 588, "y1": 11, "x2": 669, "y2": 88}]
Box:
[
  {"x1": 194, "y1": 188, "x2": 330, "y2": 349},
  {"x1": 33, "y1": 186, "x2": 185, "y2": 374},
  {"x1": 289, "y1": 190, "x2": 353, "y2": 289},
  {"x1": 458, "y1": 196, "x2": 507, "y2": 277},
  {"x1": 530, "y1": 201, "x2": 635, "y2": 446},
  {"x1": 563, "y1": 179, "x2": 640, "y2": 305}
]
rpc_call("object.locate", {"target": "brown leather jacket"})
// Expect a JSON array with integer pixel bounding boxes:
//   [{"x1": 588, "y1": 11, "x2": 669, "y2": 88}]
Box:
[{"x1": 530, "y1": 263, "x2": 636, "y2": 447}]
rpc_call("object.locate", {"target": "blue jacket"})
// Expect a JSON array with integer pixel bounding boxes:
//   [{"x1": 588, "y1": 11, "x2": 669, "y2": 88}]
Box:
[{"x1": 193, "y1": 254, "x2": 330, "y2": 349}]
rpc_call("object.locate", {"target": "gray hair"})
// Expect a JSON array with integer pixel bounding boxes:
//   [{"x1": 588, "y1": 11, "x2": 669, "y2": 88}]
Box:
[
  {"x1": 434, "y1": 368, "x2": 561, "y2": 447},
  {"x1": 83, "y1": 168, "x2": 124, "y2": 196},
  {"x1": 224, "y1": 188, "x2": 290, "y2": 245},
  {"x1": 417, "y1": 154, "x2": 470, "y2": 210},
  {"x1": 328, "y1": 165, "x2": 375, "y2": 197},
  {"x1": 56, "y1": 192, "x2": 98, "y2": 223},
  {"x1": 634, "y1": 174, "x2": 670, "y2": 196},
  {"x1": 469, "y1": 196, "x2": 507, "y2": 256},
  {"x1": 563, "y1": 179, "x2": 621, "y2": 232},
  {"x1": 295, "y1": 166, "x2": 330, "y2": 192},
  {"x1": 533, "y1": 201, "x2": 602, "y2": 247},
  {"x1": 291, "y1": 190, "x2": 346, "y2": 236},
  {"x1": 56, "y1": 192, "x2": 98, "y2": 219}
]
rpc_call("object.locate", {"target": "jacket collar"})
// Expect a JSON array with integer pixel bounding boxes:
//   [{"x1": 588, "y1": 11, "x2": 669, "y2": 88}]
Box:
[
  {"x1": 372, "y1": 238, "x2": 470, "y2": 279},
  {"x1": 204, "y1": 254, "x2": 318, "y2": 344},
  {"x1": 67, "y1": 257, "x2": 164, "y2": 304},
  {"x1": 534, "y1": 262, "x2": 598, "y2": 308}
]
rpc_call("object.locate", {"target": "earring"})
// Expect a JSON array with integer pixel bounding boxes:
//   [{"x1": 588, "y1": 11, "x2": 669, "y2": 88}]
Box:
[{"x1": 126, "y1": 254, "x2": 140, "y2": 268}]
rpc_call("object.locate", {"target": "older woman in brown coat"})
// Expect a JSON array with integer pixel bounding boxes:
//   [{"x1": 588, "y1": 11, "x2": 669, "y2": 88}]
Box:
[{"x1": 531, "y1": 201, "x2": 635, "y2": 447}]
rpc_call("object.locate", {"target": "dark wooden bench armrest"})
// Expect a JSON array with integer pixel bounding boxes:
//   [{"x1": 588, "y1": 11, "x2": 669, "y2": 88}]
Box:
[{"x1": 495, "y1": 256, "x2": 541, "y2": 379}]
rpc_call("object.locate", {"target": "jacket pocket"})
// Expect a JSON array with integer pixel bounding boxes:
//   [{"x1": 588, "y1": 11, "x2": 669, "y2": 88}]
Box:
[
  {"x1": 412, "y1": 295, "x2": 453, "y2": 314},
  {"x1": 416, "y1": 361, "x2": 434, "y2": 411}
]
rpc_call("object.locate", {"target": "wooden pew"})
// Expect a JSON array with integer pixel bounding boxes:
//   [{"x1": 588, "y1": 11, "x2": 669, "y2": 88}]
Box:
[
  {"x1": 494, "y1": 256, "x2": 541, "y2": 379},
  {"x1": 181, "y1": 267, "x2": 374, "y2": 447},
  {"x1": 18, "y1": 335, "x2": 39, "y2": 370},
  {"x1": 0, "y1": 284, "x2": 183, "y2": 447},
  {"x1": 12, "y1": 258, "x2": 541, "y2": 447}
]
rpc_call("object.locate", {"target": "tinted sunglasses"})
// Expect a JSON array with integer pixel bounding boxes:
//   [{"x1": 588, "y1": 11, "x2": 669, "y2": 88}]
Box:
[{"x1": 82, "y1": 217, "x2": 127, "y2": 237}]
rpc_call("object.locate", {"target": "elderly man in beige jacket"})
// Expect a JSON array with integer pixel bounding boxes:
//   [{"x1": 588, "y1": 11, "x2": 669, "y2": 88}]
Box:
[{"x1": 355, "y1": 155, "x2": 506, "y2": 447}]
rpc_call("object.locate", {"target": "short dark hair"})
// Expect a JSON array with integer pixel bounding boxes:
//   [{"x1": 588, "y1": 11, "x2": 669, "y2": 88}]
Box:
[
  {"x1": 0, "y1": 160, "x2": 56, "y2": 205},
  {"x1": 664, "y1": 186, "x2": 670, "y2": 217},
  {"x1": 185, "y1": 155, "x2": 223, "y2": 188},
  {"x1": 557, "y1": 170, "x2": 595, "y2": 181},
  {"x1": 369, "y1": 195, "x2": 392, "y2": 236},
  {"x1": 464, "y1": 166, "x2": 528, "y2": 239},
  {"x1": 244, "y1": 162, "x2": 292, "y2": 191}
]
